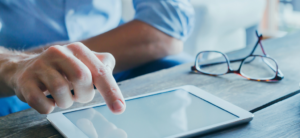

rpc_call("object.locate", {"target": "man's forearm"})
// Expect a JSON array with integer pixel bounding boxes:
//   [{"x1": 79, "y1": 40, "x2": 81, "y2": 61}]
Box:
[
  {"x1": 82, "y1": 20, "x2": 183, "y2": 73},
  {"x1": 29, "y1": 20, "x2": 183, "y2": 73}
]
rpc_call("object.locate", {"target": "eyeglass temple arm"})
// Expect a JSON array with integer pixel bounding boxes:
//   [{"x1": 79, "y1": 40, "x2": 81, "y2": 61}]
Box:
[
  {"x1": 197, "y1": 58, "x2": 245, "y2": 68},
  {"x1": 198, "y1": 32, "x2": 264, "y2": 67},
  {"x1": 195, "y1": 31, "x2": 268, "y2": 69},
  {"x1": 249, "y1": 31, "x2": 267, "y2": 56},
  {"x1": 257, "y1": 31, "x2": 267, "y2": 55},
  {"x1": 254, "y1": 31, "x2": 283, "y2": 77}
]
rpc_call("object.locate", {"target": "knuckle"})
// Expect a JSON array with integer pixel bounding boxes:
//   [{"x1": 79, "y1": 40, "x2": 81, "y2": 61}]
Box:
[
  {"x1": 74, "y1": 69, "x2": 92, "y2": 82},
  {"x1": 67, "y1": 42, "x2": 87, "y2": 51},
  {"x1": 66, "y1": 42, "x2": 89, "y2": 57},
  {"x1": 103, "y1": 53, "x2": 115, "y2": 64},
  {"x1": 103, "y1": 52, "x2": 114, "y2": 59},
  {"x1": 45, "y1": 45, "x2": 68, "y2": 58},
  {"x1": 108, "y1": 87, "x2": 118, "y2": 95},
  {"x1": 69, "y1": 42, "x2": 85, "y2": 47},
  {"x1": 94, "y1": 67, "x2": 109, "y2": 78},
  {"x1": 26, "y1": 94, "x2": 39, "y2": 106},
  {"x1": 98, "y1": 53, "x2": 115, "y2": 71},
  {"x1": 47, "y1": 45, "x2": 63, "y2": 54},
  {"x1": 75, "y1": 70, "x2": 85, "y2": 80}
]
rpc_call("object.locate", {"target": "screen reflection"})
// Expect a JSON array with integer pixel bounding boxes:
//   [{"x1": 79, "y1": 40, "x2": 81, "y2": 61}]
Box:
[
  {"x1": 68, "y1": 108, "x2": 127, "y2": 138},
  {"x1": 65, "y1": 89, "x2": 237, "y2": 138}
]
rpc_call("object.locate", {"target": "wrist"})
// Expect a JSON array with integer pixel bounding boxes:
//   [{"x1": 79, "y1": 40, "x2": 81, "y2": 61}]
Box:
[{"x1": 0, "y1": 52, "x2": 37, "y2": 96}]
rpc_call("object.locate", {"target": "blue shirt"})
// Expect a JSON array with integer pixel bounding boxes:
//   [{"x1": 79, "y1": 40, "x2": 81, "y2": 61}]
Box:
[
  {"x1": 0, "y1": 0, "x2": 194, "y2": 50},
  {"x1": 0, "y1": 0, "x2": 194, "y2": 116}
]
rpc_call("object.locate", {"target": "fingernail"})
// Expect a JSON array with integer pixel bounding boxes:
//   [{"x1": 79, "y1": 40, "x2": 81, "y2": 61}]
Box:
[{"x1": 112, "y1": 100, "x2": 124, "y2": 112}]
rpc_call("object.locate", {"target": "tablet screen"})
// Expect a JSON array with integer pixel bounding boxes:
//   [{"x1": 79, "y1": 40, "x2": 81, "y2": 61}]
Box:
[{"x1": 64, "y1": 89, "x2": 238, "y2": 138}]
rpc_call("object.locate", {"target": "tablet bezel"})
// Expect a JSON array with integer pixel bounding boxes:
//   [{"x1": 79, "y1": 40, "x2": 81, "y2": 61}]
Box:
[{"x1": 47, "y1": 85, "x2": 253, "y2": 138}]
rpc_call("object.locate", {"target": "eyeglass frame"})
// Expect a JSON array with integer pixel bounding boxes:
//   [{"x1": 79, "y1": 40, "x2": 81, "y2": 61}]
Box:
[{"x1": 191, "y1": 31, "x2": 284, "y2": 82}]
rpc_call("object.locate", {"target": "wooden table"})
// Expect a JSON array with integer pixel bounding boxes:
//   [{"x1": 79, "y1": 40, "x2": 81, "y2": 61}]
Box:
[{"x1": 1, "y1": 31, "x2": 300, "y2": 138}]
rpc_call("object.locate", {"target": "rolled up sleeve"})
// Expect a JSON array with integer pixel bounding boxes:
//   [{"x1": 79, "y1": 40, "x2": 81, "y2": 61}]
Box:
[{"x1": 133, "y1": 0, "x2": 195, "y2": 41}]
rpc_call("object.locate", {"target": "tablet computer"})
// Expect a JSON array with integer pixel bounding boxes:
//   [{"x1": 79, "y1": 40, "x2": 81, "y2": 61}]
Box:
[{"x1": 47, "y1": 85, "x2": 253, "y2": 138}]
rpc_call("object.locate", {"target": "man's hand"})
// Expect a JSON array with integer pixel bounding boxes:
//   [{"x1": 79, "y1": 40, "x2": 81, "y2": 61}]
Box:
[{"x1": 6, "y1": 42, "x2": 125, "y2": 114}]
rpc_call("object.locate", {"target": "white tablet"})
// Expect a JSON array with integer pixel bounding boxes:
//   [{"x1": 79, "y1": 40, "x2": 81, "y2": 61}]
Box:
[{"x1": 47, "y1": 85, "x2": 253, "y2": 138}]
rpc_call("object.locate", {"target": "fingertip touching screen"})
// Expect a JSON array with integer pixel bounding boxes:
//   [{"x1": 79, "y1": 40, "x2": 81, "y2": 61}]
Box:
[{"x1": 64, "y1": 89, "x2": 238, "y2": 138}]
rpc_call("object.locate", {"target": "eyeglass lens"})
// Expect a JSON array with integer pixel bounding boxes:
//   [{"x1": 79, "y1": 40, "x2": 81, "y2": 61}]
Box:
[
  {"x1": 240, "y1": 56, "x2": 277, "y2": 79},
  {"x1": 197, "y1": 51, "x2": 228, "y2": 75}
]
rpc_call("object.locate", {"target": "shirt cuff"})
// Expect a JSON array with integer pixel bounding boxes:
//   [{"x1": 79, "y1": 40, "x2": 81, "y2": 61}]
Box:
[{"x1": 133, "y1": 0, "x2": 195, "y2": 41}]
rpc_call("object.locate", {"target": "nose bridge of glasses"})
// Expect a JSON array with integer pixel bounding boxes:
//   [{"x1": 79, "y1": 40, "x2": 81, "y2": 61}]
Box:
[{"x1": 227, "y1": 70, "x2": 239, "y2": 74}]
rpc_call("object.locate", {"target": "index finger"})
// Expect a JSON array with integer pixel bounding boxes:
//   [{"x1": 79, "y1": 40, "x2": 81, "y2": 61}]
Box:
[{"x1": 66, "y1": 43, "x2": 126, "y2": 114}]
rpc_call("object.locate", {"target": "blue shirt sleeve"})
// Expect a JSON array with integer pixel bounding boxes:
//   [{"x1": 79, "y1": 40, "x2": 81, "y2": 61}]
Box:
[{"x1": 133, "y1": 0, "x2": 195, "y2": 41}]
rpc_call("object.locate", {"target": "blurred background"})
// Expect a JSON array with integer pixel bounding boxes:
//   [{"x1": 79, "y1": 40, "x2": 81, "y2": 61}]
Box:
[{"x1": 121, "y1": 0, "x2": 300, "y2": 57}]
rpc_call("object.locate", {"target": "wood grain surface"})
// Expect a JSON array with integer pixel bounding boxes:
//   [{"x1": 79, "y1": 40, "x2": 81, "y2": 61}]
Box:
[
  {"x1": 202, "y1": 91, "x2": 300, "y2": 138},
  {"x1": 0, "y1": 31, "x2": 299, "y2": 137}
]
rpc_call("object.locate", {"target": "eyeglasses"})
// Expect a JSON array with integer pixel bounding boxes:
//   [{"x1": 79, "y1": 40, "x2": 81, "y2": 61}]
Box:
[{"x1": 191, "y1": 31, "x2": 284, "y2": 82}]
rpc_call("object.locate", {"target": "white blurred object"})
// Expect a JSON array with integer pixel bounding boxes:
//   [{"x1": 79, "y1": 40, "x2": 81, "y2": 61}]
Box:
[
  {"x1": 121, "y1": 0, "x2": 266, "y2": 57},
  {"x1": 279, "y1": 1, "x2": 300, "y2": 32},
  {"x1": 283, "y1": 10, "x2": 300, "y2": 28},
  {"x1": 185, "y1": 0, "x2": 266, "y2": 57}
]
